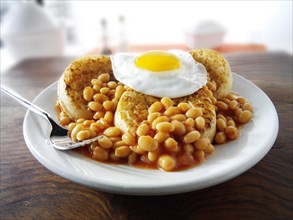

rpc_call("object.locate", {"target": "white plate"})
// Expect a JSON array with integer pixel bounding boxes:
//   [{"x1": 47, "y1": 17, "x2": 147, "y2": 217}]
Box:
[{"x1": 23, "y1": 73, "x2": 278, "y2": 195}]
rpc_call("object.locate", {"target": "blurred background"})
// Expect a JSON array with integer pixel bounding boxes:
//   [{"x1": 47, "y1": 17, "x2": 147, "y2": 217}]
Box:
[{"x1": 0, "y1": 0, "x2": 292, "y2": 73}]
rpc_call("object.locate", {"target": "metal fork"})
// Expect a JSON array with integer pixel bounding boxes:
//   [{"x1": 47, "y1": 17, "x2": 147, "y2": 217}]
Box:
[{"x1": 1, "y1": 86, "x2": 102, "y2": 150}]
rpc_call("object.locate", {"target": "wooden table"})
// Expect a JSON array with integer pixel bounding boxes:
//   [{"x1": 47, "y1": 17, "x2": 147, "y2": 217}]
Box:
[{"x1": 1, "y1": 52, "x2": 292, "y2": 220}]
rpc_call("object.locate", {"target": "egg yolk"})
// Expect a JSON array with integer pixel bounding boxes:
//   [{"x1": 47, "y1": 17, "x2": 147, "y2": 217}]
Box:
[{"x1": 135, "y1": 50, "x2": 181, "y2": 72}]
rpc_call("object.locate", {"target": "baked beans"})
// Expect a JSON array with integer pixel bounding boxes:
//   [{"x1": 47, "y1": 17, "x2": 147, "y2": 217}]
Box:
[
  {"x1": 183, "y1": 130, "x2": 200, "y2": 144},
  {"x1": 98, "y1": 136, "x2": 113, "y2": 149},
  {"x1": 76, "y1": 130, "x2": 91, "y2": 141},
  {"x1": 156, "y1": 122, "x2": 175, "y2": 133},
  {"x1": 154, "y1": 132, "x2": 170, "y2": 143},
  {"x1": 149, "y1": 102, "x2": 163, "y2": 113},
  {"x1": 138, "y1": 136, "x2": 158, "y2": 151},
  {"x1": 171, "y1": 120, "x2": 186, "y2": 136},
  {"x1": 178, "y1": 102, "x2": 191, "y2": 112},
  {"x1": 136, "y1": 123, "x2": 150, "y2": 136},
  {"x1": 104, "y1": 127, "x2": 122, "y2": 137},
  {"x1": 164, "y1": 137, "x2": 179, "y2": 153},
  {"x1": 115, "y1": 146, "x2": 131, "y2": 157},
  {"x1": 158, "y1": 155, "x2": 176, "y2": 171},
  {"x1": 161, "y1": 97, "x2": 173, "y2": 108},
  {"x1": 57, "y1": 69, "x2": 254, "y2": 172}
]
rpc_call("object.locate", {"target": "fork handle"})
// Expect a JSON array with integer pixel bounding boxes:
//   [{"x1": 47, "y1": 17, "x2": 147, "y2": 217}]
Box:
[{"x1": 1, "y1": 86, "x2": 51, "y2": 120}]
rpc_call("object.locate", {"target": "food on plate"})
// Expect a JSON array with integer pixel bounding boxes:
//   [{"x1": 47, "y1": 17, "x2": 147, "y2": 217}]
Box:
[
  {"x1": 56, "y1": 48, "x2": 253, "y2": 172},
  {"x1": 190, "y1": 48, "x2": 232, "y2": 99},
  {"x1": 58, "y1": 56, "x2": 112, "y2": 119},
  {"x1": 115, "y1": 88, "x2": 216, "y2": 142}
]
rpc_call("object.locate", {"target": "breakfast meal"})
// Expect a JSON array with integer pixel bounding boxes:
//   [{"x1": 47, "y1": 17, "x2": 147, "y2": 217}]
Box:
[{"x1": 56, "y1": 48, "x2": 253, "y2": 171}]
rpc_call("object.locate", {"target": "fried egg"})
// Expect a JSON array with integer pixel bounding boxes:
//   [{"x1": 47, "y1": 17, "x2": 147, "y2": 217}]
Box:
[{"x1": 110, "y1": 50, "x2": 207, "y2": 98}]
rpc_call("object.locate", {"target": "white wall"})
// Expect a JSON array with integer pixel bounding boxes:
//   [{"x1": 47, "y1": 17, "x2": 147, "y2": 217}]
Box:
[{"x1": 68, "y1": 1, "x2": 292, "y2": 53}]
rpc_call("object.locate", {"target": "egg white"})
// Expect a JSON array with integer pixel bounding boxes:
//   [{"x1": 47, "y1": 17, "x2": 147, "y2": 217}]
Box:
[{"x1": 111, "y1": 50, "x2": 207, "y2": 98}]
